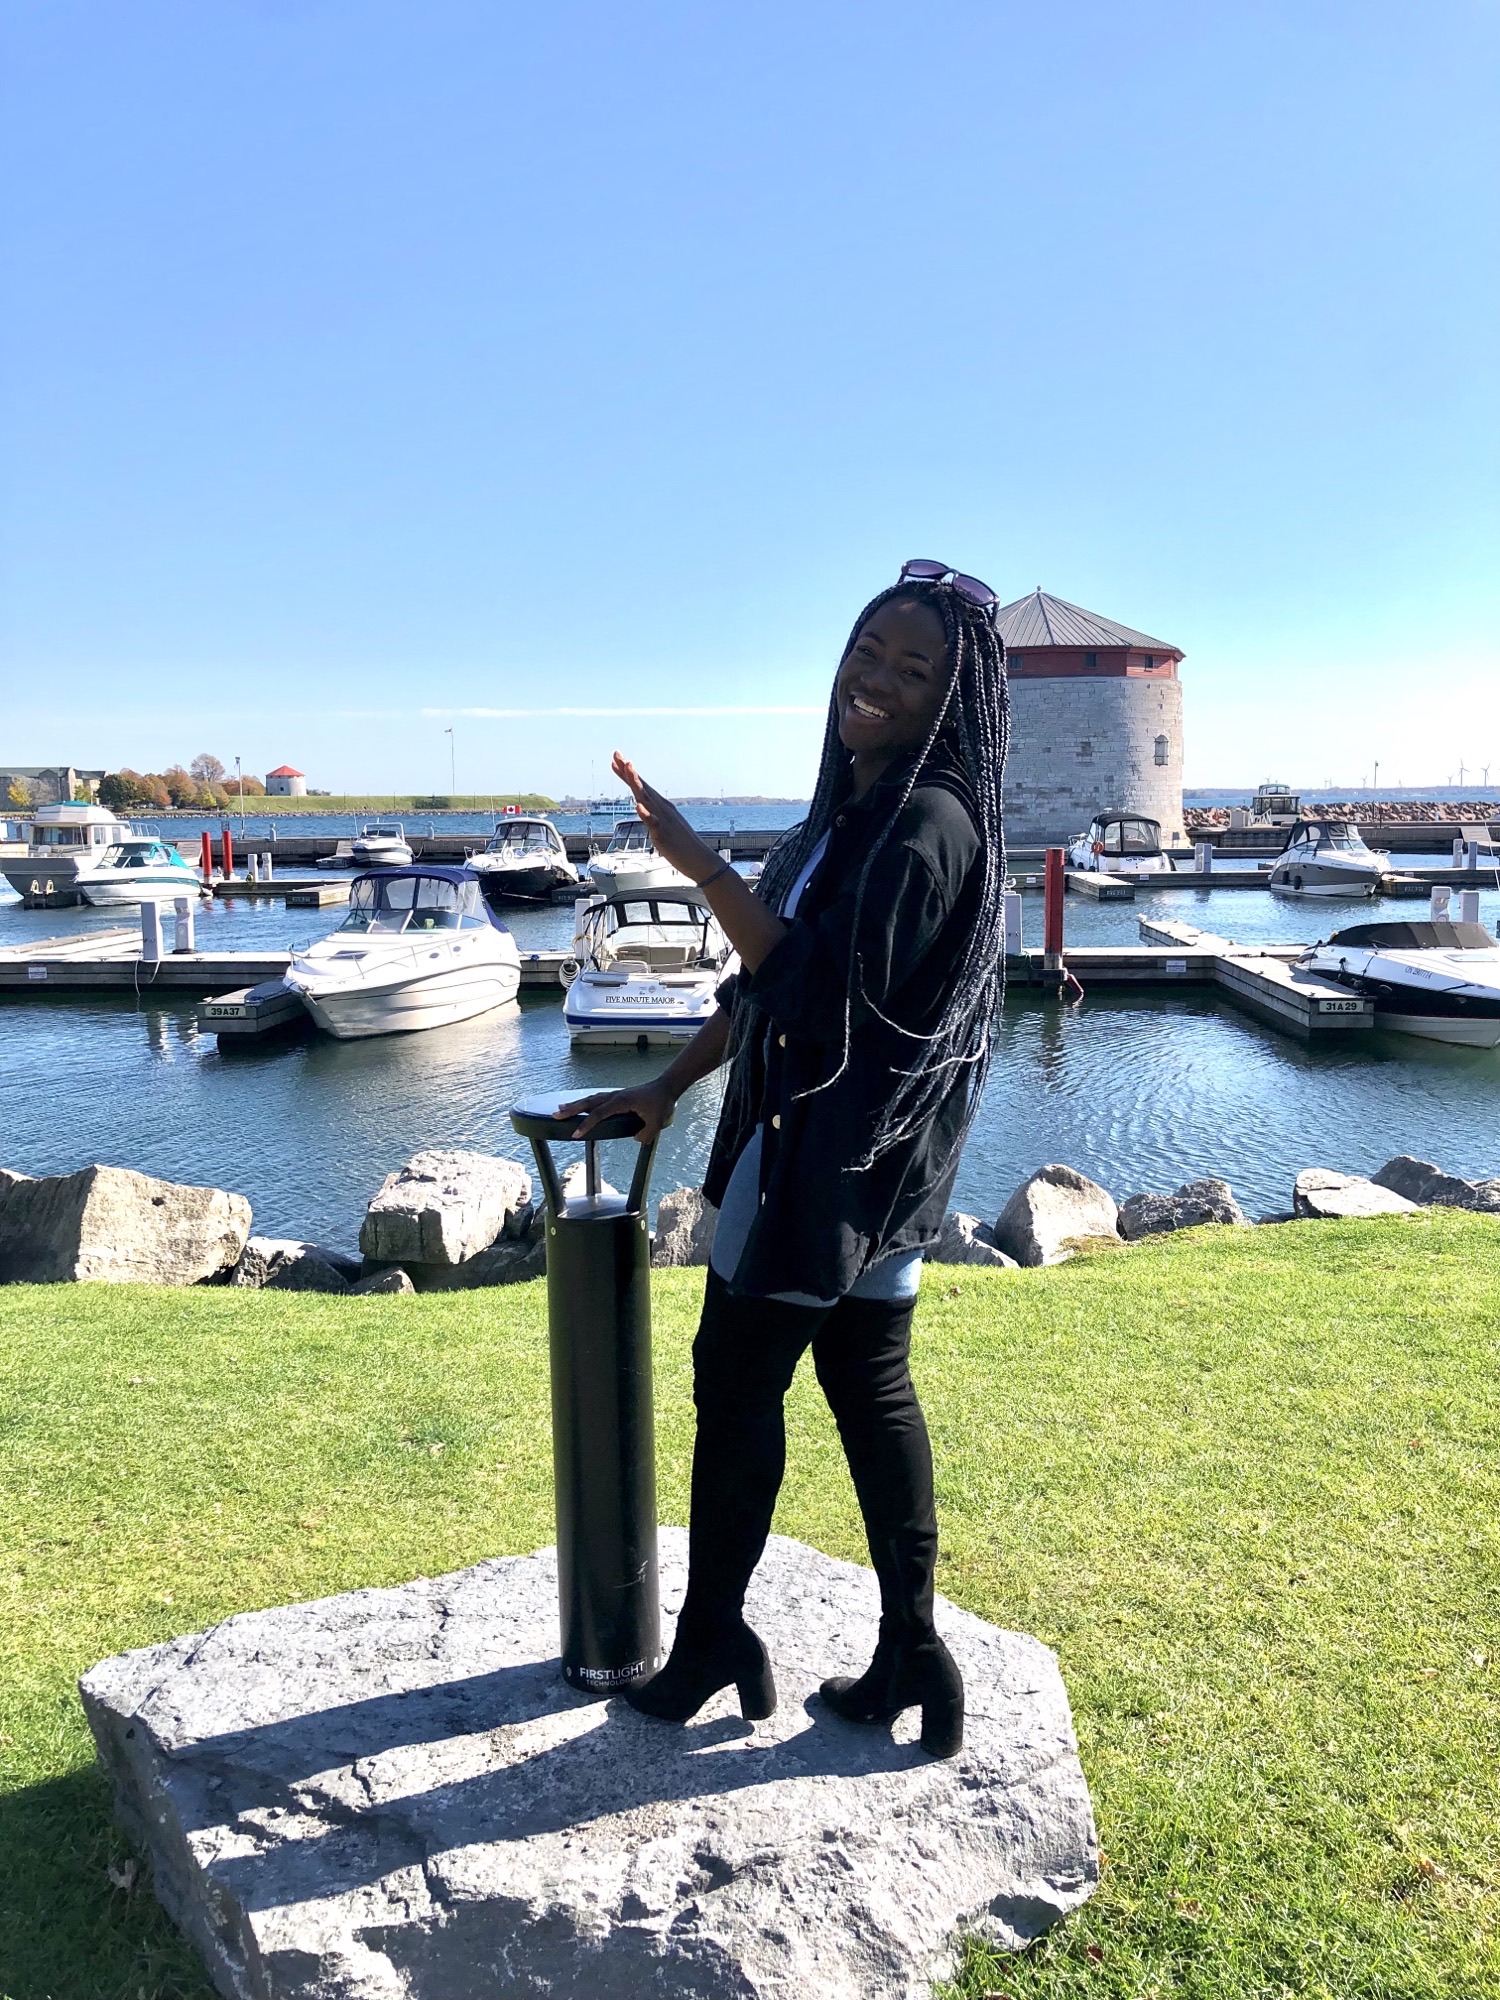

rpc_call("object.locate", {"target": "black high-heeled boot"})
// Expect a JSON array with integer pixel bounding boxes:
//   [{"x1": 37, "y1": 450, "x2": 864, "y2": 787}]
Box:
[
  {"x1": 820, "y1": 1623, "x2": 964, "y2": 1758},
  {"x1": 624, "y1": 1616, "x2": 776, "y2": 1724}
]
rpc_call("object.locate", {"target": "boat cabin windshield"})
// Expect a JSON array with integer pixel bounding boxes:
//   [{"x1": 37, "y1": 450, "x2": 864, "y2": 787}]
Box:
[
  {"x1": 101, "y1": 842, "x2": 178, "y2": 869},
  {"x1": 486, "y1": 822, "x2": 558, "y2": 856},
  {"x1": 606, "y1": 822, "x2": 652, "y2": 853},
  {"x1": 1096, "y1": 817, "x2": 1162, "y2": 856},
  {"x1": 1291, "y1": 821, "x2": 1370, "y2": 854},
  {"x1": 579, "y1": 896, "x2": 724, "y2": 971},
  {"x1": 359, "y1": 824, "x2": 405, "y2": 840},
  {"x1": 339, "y1": 874, "x2": 490, "y2": 934}
]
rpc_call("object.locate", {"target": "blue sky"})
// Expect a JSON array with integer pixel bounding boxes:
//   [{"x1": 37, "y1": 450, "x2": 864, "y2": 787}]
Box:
[{"x1": 3, "y1": 0, "x2": 1496, "y2": 798}]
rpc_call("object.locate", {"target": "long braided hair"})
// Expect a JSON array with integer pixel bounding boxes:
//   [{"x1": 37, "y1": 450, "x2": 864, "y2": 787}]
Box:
[{"x1": 721, "y1": 577, "x2": 1010, "y2": 1172}]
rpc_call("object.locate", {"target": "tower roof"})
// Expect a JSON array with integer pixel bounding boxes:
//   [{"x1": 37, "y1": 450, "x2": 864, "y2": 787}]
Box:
[
  {"x1": 994, "y1": 589, "x2": 1180, "y2": 655},
  {"x1": 267, "y1": 765, "x2": 304, "y2": 778}
]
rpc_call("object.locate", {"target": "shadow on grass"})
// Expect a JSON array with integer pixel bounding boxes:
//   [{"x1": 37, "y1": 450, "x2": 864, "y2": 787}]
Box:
[{"x1": 0, "y1": 1766, "x2": 212, "y2": 2000}]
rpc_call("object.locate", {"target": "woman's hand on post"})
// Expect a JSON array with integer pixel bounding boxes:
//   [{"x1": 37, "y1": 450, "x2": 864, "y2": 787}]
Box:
[
  {"x1": 611, "y1": 750, "x2": 718, "y2": 882},
  {"x1": 560, "y1": 1078, "x2": 676, "y2": 1144}
]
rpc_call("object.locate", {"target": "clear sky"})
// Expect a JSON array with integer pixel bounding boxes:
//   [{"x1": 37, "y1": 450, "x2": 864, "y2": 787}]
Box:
[{"x1": 3, "y1": 0, "x2": 1496, "y2": 799}]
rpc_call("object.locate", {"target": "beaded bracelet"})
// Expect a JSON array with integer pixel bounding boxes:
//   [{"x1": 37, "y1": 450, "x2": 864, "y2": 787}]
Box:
[{"x1": 694, "y1": 859, "x2": 735, "y2": 892}]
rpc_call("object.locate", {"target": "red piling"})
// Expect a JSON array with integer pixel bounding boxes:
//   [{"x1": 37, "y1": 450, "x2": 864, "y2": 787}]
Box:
[
  {"x1": 1043, "y1": 847, "x2": 1065, "y2": 965},
  {"x1": 221, "y1": 827, "x2": 234, "y2": 877},
  {"x1": 200, "y1": 830, "x2": 213, "y2": 881}
]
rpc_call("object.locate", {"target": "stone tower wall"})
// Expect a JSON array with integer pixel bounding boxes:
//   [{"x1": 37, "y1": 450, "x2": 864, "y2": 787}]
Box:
[{"x1": 1004, "y1": 677, "x2": 1184, "y2": 845}]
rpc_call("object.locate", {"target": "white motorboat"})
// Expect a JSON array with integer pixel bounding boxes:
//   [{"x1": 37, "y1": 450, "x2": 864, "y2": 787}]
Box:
[
  {"x1": 1268, "y1": 819, "x2": 1388, "y2": 898},
  {"x1": 467, "y1": 816, "x2": 579, "y2": 903},
  {"x1": 1067, "y1": 812, "x2": 1175, "y2": 876},
  {"x1": 586, "y1": 820, "x2": 692, "y2": 898},
  {"x1": 350, "y1": 822, "x2": 413, "y2": 868},
  {"x1": 2, "y1": 801, "x2": 138, "y2": 906},
  {"x1": 1298, "y1": 918, "x2": 1500, "y2": 1046},
  {"x1": 77, "y1": 836, "x2": 209, "y2": 906},
  {"x1": 283, "y1": 866, "x2": 521, "y2": 1039},
  {"x1": 563, "y1": 888, "x2": 734, "y2": 1046}
]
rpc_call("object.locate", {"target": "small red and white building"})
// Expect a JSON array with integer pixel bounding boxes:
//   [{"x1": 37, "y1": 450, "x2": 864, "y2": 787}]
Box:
[{"x1": 266, "y1": 765, "x2": 307, "y2": 798}]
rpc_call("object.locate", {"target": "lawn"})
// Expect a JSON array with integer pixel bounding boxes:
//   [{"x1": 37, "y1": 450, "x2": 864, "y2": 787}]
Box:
[{"x1": 1, "y1": 1214, "x2": 1496, "y2": 1999}]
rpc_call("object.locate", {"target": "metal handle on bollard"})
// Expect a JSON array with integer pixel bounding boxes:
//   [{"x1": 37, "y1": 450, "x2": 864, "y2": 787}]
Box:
[{"x1": 509, "y1": 1097, "x2": 670, "y2": 1694}]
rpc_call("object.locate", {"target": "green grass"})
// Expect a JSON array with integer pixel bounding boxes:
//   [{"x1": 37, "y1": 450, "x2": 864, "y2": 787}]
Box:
[{"x1": 1, "y1": 1216, "x2": 1497, "y2": 1999}]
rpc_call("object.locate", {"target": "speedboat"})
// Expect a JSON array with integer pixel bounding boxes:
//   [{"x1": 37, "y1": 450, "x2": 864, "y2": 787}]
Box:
[
  {"x1": 282, "y1": 866, "x2": 521, "y2": 1038},
  {"x1": 77, "y1": 836, "x2": 209, "y2": 906},
  {"x1": 350, "y1": 822, "x2": 413, "y2": 868},
  {"x1": 467, "y1": 816, "x2": 579, "y2": 903},
  {"x1": 563, "y1": 888, "x2": 734, "y2": 1046},
  {"x1": 1298, "y1": 918, "x2": 1500, "y2": 1046},
  {"x1": 1, "y1": 801, "x2": 138, "y2": 906},
  {"x1": 1067, "y1": 812, "x2": 1175, "y2": 876},
  {"x1": 1268, "y1": 819, "x2": 1388, "y2": 898},
  {"x1": 586, "y1": 819, "x2": 691, "y2": 898}
]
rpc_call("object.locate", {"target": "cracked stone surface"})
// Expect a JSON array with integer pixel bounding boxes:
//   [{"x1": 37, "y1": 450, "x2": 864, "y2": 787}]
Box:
[{"x1": 80, "y1": 1532, "x2": 1098, "y2": 2000}]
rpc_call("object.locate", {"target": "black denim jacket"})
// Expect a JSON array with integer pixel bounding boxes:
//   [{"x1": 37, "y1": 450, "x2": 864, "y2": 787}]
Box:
[{"x1": 704, "y1": 746, "x2": 984, "y2": 1300}]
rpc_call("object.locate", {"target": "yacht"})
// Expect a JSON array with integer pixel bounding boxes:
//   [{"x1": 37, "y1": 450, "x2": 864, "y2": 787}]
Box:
[
  {"x1": 350, "y1": 822, "x2": 413, "y2": 868},
  {"x1": 2, "y1": 801, "x2": 138, "y2": 906},
  {"x1": 77, "y1": 837, "x2": 210, "y2": 907},
  {"x1": 586, "y1": 819, "x2": 692, "y2": 898},
  {"x1": 563, "y1": 888, "x2": 734, "y2": 1046},
  {"x1": 1268, "y1": 819, "x2": 1388, "y2": 898},
  {"x1": 467, "y1": 816, "x2": 579, "y2": 903},
  {"x1": 1298, "y1": 918, "x2": 1500, "y2": 1046},
  {"x1": 1067, "y1": 812, "x2": 1175, "y2": 876},
  {"x1": 282, "y1": 866, "x2": 521, "y2": 1039}
]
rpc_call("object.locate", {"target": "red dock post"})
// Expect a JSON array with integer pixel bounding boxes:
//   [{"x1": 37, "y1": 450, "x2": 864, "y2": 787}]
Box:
[
  {"x1": 1043, "y1": 847, "x2": 1065, "y2": 966},
  {"x1": 199, "y1": 830, "x2": 213, "y2": 881},
  {"x1": 220, "y1": 826, "x2": 234, "y2": 877}
]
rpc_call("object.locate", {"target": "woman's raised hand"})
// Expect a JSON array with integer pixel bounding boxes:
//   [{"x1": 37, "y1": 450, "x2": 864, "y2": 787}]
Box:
[
  {"x1": 612, "y1": 749, "x2": 716, "y2": 882},
  {"x1": 560, "y1": 1078, "x2": 676, "y2": 1144}
]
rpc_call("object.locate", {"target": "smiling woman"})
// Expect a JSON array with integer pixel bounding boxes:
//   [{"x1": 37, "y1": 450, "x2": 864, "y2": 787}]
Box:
[{"x1": 563, "y1": 563, "x2": 1010, "y2": 1758}]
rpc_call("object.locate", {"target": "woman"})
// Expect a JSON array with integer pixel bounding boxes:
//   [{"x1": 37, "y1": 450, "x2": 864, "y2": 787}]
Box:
[{"x1": 567, "y1": 561, "x2": 1008, "y2": 1758}]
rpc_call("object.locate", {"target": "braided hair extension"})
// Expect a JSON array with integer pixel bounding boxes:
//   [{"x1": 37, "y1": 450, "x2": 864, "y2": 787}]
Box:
[{"x1": 720, "y1": 577, "x2": 1010, "y2": 1172}]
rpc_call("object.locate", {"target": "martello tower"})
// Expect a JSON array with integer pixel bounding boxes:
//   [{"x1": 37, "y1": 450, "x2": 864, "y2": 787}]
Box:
[{"x1": 995, "y1": 589, "x2": 1185, "y2": 845}]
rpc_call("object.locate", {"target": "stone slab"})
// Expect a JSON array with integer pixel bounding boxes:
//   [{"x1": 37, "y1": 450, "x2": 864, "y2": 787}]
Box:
[{"x1": 81, "y1": 1532, "x2": 1098, "y2": 2000}]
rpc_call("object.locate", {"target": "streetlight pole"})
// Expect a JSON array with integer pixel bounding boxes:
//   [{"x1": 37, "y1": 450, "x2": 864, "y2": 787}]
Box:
[
  {"x1": 445, "y1": 727, "x2": 455, "y2": 802},
  {"x1": 235, "y1": 755, "x2": 246, "y2": 840}
]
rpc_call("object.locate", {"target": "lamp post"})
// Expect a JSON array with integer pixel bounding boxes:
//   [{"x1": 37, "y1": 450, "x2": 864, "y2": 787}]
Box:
[
  {"x1": 445, "y1": 726, "x2": 455, "y2": 802},
  {"x1": 235, "y1": 756, "x2": 246, "y2": 841}
]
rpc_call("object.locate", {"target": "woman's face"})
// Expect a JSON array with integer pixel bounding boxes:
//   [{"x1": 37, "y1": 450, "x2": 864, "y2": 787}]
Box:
[{"x1": 836, "y1": 595, "x2": 952, "y2": 762}]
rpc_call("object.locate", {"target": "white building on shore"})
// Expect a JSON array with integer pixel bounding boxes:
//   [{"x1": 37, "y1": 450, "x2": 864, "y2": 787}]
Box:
[{"x1": 266, "y1": 765, "x2": 308, "y2": 797}]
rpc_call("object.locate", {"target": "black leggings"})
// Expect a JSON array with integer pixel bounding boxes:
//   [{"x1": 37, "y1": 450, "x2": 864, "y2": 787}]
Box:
[{"x1": 681, "y1": 1267, "x2": 938, "y2": 1641}]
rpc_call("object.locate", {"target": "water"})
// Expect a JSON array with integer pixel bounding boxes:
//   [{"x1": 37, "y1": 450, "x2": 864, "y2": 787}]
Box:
[
  {"x1": 4, "y1": 875, "x2": 1500, "y2": 1251},
  {"x1": 99, "y1": 804, "x2": 811, "y2": 846}
]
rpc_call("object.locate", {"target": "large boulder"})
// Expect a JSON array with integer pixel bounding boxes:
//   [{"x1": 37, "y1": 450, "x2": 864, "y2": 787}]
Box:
[
  {"x1": 0, "y1": 1165, "x2": 250, "y2": 1286},
  {"x1": 230, "y1": 1238, "x2": 352, "y2": 1294},
  {"x1": 652, "y1": 1187, "x2": 718, "y2": 1267},
  {"x1": 359, "y1": 1151, "x2": 531, "y2": 1267},
  {"x1": 1371, "y1": 1155, "x2": 1500, "y2": 1213},
  {"x1": 928, "y1": 1212, "x2": 1018, "y2": 1268},
  {"x1": 1293, "y1": 1169, "x2": 1420, "y2": 1221},
  {"x1": 994, "y1": 1165, "x2": 1119, "y2": 1268},
  {"x1": 1118, "y1": 1178, "x2": 1247, "y2": 1241},
  {"x1": 80, "y1": 1531, "x2": 1099, "y2": 2000}
]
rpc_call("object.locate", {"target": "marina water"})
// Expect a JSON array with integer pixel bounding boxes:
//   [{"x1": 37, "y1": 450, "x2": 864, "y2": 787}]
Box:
[{"x1": 4, "y1": 813, "x2": 1500, "y2": 1246}]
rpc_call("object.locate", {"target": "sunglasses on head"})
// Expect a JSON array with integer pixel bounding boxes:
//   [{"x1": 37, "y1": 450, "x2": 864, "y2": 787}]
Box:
[{"x1": 898, "y1": 559, "x2": 998, "y2": 619}]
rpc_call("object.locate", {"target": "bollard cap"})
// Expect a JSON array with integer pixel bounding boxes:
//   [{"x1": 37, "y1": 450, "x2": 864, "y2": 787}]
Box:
[{"x1": 510, "y1": 1095, "x2": 658, "y2": 1144}]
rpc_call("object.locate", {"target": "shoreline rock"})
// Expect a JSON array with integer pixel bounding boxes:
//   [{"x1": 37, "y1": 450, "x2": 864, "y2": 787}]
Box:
[
  {"x1": 1293, "y1": 1169, "x2": 1420, "y2": 1221},
  {"x1": 0, "y1": 1165, "x2": 250, "y2": 1286},
  {"x1": 359, "y1": 1151, "x2": 531, "y2": 1267},
  {"x1": 1119, "y1": 1178, "x2": 1247, "y2": 1241},
  {"x1": 994, "y1": 1165, "x2": 1119, "y2": 1267}
]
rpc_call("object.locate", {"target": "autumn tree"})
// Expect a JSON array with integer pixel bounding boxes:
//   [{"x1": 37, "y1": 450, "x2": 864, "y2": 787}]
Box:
[{"x1": 190, "y1": 753, "x2": 226, "y2": 785}]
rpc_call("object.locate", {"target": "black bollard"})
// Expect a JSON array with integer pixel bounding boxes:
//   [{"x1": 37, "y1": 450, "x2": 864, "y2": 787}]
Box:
[{"x1": 510, "y1": 1096, "x2": 665, "y2": 1695}]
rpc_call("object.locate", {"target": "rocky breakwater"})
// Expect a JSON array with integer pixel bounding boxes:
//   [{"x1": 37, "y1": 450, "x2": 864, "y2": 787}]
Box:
[{"x1": 0, "y1": 1164, "x2": 250, "y2": 1286}]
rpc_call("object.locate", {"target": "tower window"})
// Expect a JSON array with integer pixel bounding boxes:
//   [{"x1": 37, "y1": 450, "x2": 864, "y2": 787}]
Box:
[
  {"x1": 1009, "y1": 652, "x2": 1023, "y2": 671},
  {"x1": 1154, "y1": 734, "x2": 1170, "y2": 767},
  {"x1": 1144, "y1": 654, "x2": 1157, "y2": 670},
  {"x1": 1077, "y1": 740, "x2": 1094, "y2": 759},
  {"x1": 1084, "y1": 651, "x2": 1098, "y2": 670}
]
